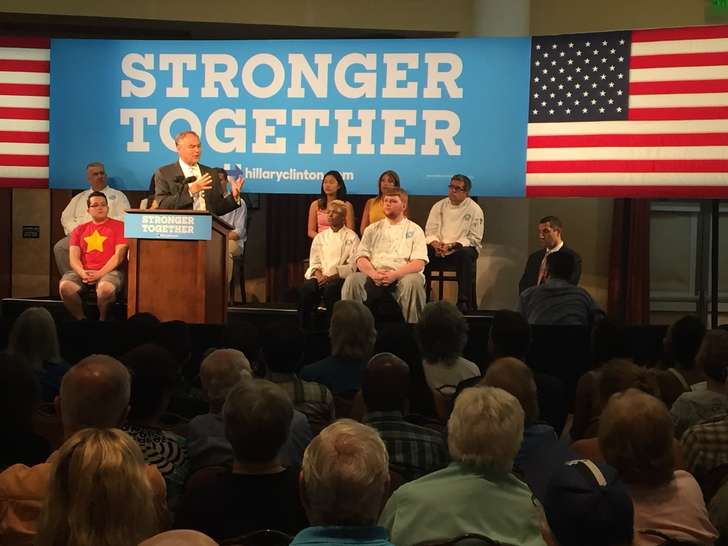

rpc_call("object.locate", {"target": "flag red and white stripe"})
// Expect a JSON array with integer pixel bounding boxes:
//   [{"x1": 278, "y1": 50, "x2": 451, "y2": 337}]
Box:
[
  {"x1": 527, "y1": 25, "x2": 728, "y2": 198},
  {"x1": 0, "y1": 36, "x2": 49, "y2": 189}
]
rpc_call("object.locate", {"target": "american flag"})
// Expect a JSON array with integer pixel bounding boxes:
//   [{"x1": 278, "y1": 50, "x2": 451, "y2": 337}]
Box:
[
  {"x1": 527, "y1": 25, "x2": 728, "y2": 198},
  {"x1": 0, "y1": 37, "x2": 49, "y2": 188}
]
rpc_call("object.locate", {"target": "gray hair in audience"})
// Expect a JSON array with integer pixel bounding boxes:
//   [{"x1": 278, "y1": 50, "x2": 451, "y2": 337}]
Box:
[
  {"x1": 416, "y1": 301, "x2": 468, "y2": 363},
  {"x1": 482, "y1": 357, "x2": 539, "y2": 425},
  {"x1": 330, "y1": 300, "x2": 377, "y2": 360},
  {"x1": 86, "y1": 161, "x2": 104, "y2": 171},
  {"x1": 60, "y1": 355, "x2": 131, "y2": 432},
  {"x1": 448, "y1": 386, "x2": 524, "y2": 471},
  {"x1": 223, "y1": 378, "x2": 293, "y2": 463},
  {"x1": 8, "y1": 307, "x2": 62, "y2": 371},
  {"x1": 200, "y1": 348, "x2": 252, "y2": 405},
  {"x1": 301, "y1": 419, "x2": 389, "y2": 526}
]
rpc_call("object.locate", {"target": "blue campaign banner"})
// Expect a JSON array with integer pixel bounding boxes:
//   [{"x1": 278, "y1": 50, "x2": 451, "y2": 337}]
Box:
[
  {"x1": 50, "y1": 37, "x2": 531, "y2": 196},
  {"x1": 124, "y1": 211, "x2": 212, "y2": 240}
]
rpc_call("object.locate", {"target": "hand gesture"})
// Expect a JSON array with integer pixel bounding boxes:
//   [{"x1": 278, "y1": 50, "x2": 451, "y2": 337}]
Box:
[
  {"x1": 229, "y1": 176, "x2": 245, "y2": 199},
  {"x1": 188, "y1": 173, "x2": 213, "y2": 194}
]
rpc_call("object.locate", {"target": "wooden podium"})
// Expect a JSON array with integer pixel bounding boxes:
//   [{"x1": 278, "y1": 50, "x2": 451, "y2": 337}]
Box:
[{"x1": 125, "y1": 209, "x2": 231, "y2": 323}]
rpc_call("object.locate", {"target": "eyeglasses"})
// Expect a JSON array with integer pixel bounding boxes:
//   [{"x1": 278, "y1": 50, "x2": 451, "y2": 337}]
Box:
[{"x1": 448, "y1": 184, "x2": 466, "y2": 192}]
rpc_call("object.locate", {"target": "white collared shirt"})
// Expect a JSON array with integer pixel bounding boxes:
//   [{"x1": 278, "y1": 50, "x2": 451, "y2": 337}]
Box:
[{"x1": 179, "y1": 159, "x2": 206, "y2": 211}]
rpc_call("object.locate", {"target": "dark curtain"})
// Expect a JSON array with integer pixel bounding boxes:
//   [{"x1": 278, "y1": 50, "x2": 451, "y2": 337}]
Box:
[
  {"x1": 265, "y1": 195, "x2": 311, "y2": 303},
  {"x1": 607, "y1": 199, "x2": 651, "y2": 324}
]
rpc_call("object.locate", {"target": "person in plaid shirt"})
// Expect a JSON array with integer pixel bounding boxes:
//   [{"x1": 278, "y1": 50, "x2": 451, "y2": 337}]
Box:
[{"x1": 362, "y1": 352, "x2": 447, "y2": 482}]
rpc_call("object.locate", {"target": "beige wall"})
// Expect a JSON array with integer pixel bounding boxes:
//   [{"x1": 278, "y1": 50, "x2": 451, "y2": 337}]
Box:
[
  {"x1": 12, "y1": 189, "x2": 50, "y2": 297},
  {"x1": 0, "y1": 0, "x2": 474, "y2": 33},
  {"x1": 530, "y1": 0, "x2": 705, "y2": 35}
]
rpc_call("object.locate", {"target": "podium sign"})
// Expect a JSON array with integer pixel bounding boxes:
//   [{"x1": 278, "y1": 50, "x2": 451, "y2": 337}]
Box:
[{"x1": 124, "y1": 211, "x2": 212, "y2": 240}]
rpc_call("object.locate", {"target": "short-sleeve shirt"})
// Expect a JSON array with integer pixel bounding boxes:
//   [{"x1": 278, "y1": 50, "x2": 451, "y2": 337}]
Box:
[{"x1": 69, "y1": 218, "x2": 127, "y2": 270}]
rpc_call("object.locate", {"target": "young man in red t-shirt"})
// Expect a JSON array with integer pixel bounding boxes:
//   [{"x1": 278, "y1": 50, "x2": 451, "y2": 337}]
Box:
[{"x1": 59, "y1": 191, "x2": 128, "y2": 320}]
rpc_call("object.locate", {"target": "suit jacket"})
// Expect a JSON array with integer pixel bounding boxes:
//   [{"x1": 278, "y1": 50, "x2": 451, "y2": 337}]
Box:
[
  {"x1": 518, "y1": 244, "x2": 581, "y2": 294},
  {"x1": 154, "y1": 162, "x2": 240, "y2": 216}
]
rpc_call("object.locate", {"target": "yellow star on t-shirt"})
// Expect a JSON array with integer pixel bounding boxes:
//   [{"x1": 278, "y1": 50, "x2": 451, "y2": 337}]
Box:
[{"x1": 84, "y1": 229, "x2": 107, "y2": 253}]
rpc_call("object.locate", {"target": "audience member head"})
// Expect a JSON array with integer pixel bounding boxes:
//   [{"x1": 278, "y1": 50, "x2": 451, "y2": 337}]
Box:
[
  {"x1": 330, "y1": 300, "x2": 376, "y2": 360},
  {"x1": 301, "y1": 419, "x2": 389, "y2": 526},
  {"x1": 696, "y1": 329, "x2": 728, "y2": 385},
  {"x1": 120, "y1": 344, "x2": 179, "y2": 424},
  {"x1": 152, "y1": 320, "x2": 192, "y2": 369},
  {"x1": 538, "y1": 216, "x2": 564, "y2": 250},
  {"x1": 488, "y1": 309, "x2": 531, "y2": 360},
  {"x1": 542, "y1": 459, "x2": 634, "y2": 546},
  {"x1": 448, "y1": 386, "x2": 524, "y2": 472},
  {"x1": 139, "y1": 530, "x2": 218, "y2": 546},
  {"x1": 223, "y1": 379, "x2": 293, "y2": 466},
  {"x1": 664, "y1": 315, "x2": 706, "y2": 370},
  {"x1": 546, "y1": 251, "x2": 575, "y2": 281},
  {"x1": 599, "y1": 388, "x2": 674, "y2": 487},
  {"x1": 482, "y1": 357, "x2": 539, "y2": 425},
  {"x1": 36, "y1": 428, "x2": 158, "y2": 546},
  {"x1": 200, "y1": 348, "x2": 251, "y2": 413},
  {"x1": 374, "y1": 323, "x2": 434, "y2": 417},
  {"x1": 417, "y1": 301, "x2": 468, "y2": 364},
  {"x1": 8, "y1": 307, "x2": 62, "y2": 371},
  {"x1": 597, "y1": 358, "x2": 657, "y2": 410},
  {"x1": 362, "y1": 352, "x2": 410, "y2": 413},
  {"x1": 318, "y1": 170, "x2": 347, "y2": 208},
  {"x1": 0, "y1": 352, "x2": 39, "y2": 431},
  {"x1": 120, "y1": 312, "x2": 161, "y2": 352},
  {"x1": 377, "y1": 170, "x2": 400, "y2": 196},
  {"x1": 260, "y1": 321, "x2": 305, "y2": 374},
  {"x1": 57, "y1": 354, "x2": 131, "y2": 436}
]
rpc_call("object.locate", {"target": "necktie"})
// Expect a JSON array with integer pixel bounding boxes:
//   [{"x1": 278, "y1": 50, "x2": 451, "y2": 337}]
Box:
[{"x1": 537, "y1": 251, "x2": 549, "y2": 285}]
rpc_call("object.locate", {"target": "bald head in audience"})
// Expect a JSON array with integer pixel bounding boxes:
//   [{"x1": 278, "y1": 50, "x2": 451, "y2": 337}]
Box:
[
  {"x1": 200, "y1": 348, "x2": 252, "y2": 413},
  {"x1": 362, "y1": 352, "x2": 409, "y2": 413},
  {"x1": 482, "y1": 357, "x2": 539, "y2": 425},
  {"x1": 301, "y1": 419, "x2": 389, "y2": 527},
  {"x1": 139, "y1": 530, "x2": 218, "y2": 546},
  {"x1": 56, "y1": 354, "x2": 130, "y2": 437}
]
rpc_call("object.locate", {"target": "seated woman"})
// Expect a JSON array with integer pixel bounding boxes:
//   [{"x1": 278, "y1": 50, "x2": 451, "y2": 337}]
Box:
[
  {"x1": 120, "y1": 343, "x2": 190, "y2": 510},
  {"x1": 360, "y1": 170, "x2": 400, "y2": 233},
  {"x1": 0, "y1": 352, "x2": 50, "y2": 469},
  {"x1": 307, "y1": 170, "x2": 355, "y2": 239},
  {"x1": 8, "y1": 306, "x2": 71, "y2": 402},
  {"x1": 35, "y1": 428, "x2": 160, "y2": 546},
  {"x1": 599, "y1": 388, "x2": 718, "y2": 546}
]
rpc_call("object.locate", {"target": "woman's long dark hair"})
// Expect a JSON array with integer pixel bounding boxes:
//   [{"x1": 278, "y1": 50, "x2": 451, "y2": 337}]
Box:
[
  {"x1": 377, "y1": 170, "x2": 400, "y2": 197},
  {"x1": 318, "y1": 170, "x2": 347, "y2": 209}
]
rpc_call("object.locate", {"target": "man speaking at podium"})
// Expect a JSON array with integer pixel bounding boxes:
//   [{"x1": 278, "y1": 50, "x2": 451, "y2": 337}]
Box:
[{"x1": 154, "y1": 130, "x2": 243, "y2": 215}]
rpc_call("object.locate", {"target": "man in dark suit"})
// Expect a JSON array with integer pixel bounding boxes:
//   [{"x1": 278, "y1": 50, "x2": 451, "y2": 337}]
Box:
[
  {"x1": 154, "y1": 130, "x2": 243, "y2": 215},
  {"x1": 518, "y1": 215, "x2": 581, "y2": 294}
]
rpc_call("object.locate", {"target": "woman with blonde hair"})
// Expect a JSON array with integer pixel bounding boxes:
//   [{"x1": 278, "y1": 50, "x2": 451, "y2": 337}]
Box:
[{"x1": 36, "y1": 428, "x2": 160, "y2": 546}]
